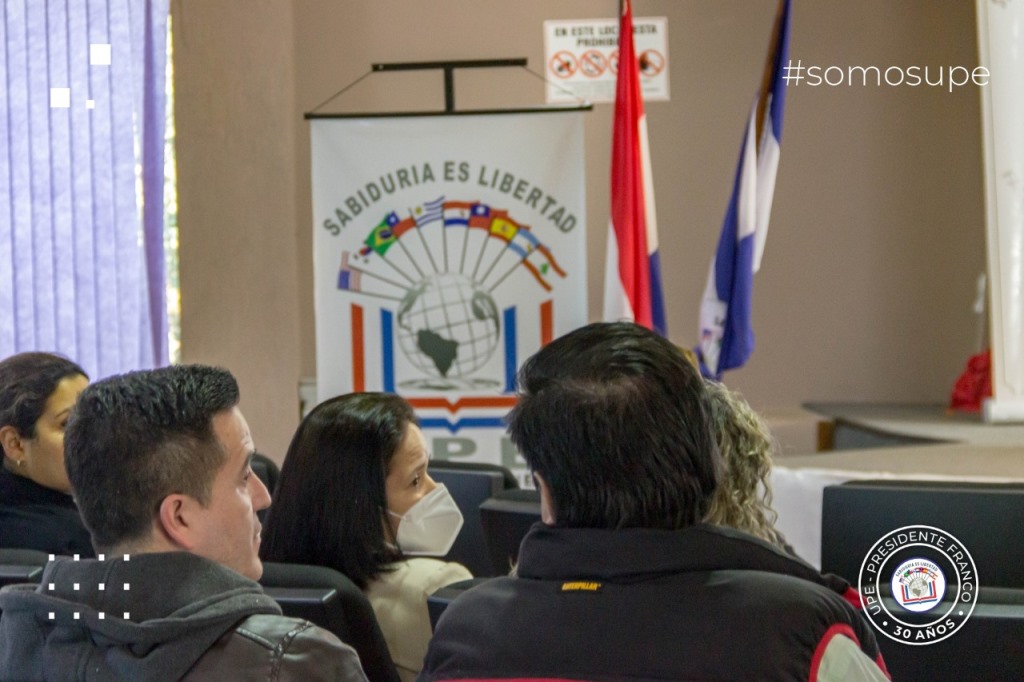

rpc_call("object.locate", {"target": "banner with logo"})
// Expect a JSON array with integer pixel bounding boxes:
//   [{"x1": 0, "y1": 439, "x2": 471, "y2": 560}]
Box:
[{"x1": 310, "y1": 112, "x2": 587, "y2": 484}]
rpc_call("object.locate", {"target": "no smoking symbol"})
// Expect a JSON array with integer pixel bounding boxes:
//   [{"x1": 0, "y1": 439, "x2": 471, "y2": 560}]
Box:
[
  {"x1": 550, "y1": 51, "x2": 577, "y2": 78},
  {"x1": 579, "y1": 50, "x2": 607, "y2": 78},
  {"x1": 638, "y1": 49, "x2": 665, "y2": 77}
]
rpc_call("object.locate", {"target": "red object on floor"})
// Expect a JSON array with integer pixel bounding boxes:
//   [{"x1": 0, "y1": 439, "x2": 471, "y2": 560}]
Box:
[{"x1": 949, "y1": 349, "x2": 992, "y2": 412}]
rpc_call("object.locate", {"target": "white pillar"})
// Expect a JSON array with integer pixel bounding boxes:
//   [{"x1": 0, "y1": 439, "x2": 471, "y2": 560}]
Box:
[{"x1": 977, "y1": 0, "x2": 1024, "y2": 423}]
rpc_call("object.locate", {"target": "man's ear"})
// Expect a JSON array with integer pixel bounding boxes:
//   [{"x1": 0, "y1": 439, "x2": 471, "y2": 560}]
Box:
[
  {"x1": 533, "y1": 473, "x2": 556, "y2": 526},
  {"x1": 157, "y1": 494, "x2": 200, "y2": 550}
]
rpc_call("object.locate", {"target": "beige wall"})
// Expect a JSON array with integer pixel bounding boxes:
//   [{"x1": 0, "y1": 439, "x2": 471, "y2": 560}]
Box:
[
  {"x1": 173, "y1": 0, "x2": 985, "y2": 458},
  {"x1": 172, "y1": 0, "x2": 302, "y2": 456}
]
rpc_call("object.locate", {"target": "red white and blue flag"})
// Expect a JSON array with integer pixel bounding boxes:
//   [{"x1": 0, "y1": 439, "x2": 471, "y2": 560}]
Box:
[
  {"x1": 698, "y1": 0, "x2": 791, "y2": 378},
  {"x1": 603, "y1": 0, "x2": 666, "y2": 335}
]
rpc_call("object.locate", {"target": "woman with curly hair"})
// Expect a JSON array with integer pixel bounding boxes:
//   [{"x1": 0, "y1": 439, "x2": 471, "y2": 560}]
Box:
[{"x1": 703, "y1": 380, "x2": 789, "y2": 552}]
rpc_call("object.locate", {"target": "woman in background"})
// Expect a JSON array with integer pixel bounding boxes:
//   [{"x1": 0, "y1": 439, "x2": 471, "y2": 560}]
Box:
[
  {"x1": 0, "y1": 352, "x2": 92, "y2": 556},
  {"x1": 703, "y1": 378, "x2": 880, "y2": 631},
  {"x1": 703, "y1": 379, "x2": 789, "y2": 551},
  {"x1": 261, "y1": 392, "x2": 471, "y2": 681}
]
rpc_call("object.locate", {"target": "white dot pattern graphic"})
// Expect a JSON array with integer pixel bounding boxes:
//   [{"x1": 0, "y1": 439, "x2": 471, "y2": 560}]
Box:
[
  {"x1": 49, "y1": 88, "x2": 70, "y2": 109},
  {"x1": 89, "y1": 43, "x2": 111, "y2": 66},
  {"x1": 42, "y1": 554, "x2": 133, "y2": 623}
]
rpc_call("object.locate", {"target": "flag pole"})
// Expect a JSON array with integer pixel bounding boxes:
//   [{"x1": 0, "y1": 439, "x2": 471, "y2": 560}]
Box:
[
  {"x1": 696, "y1": 0, "x2": 791, "y2": 378},
  {"x1": 755, "y1": 1, "x2": 787, "y2": 145}
]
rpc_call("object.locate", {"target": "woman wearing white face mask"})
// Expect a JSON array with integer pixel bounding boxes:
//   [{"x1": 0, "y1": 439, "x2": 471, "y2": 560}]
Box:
[{"x1": 261, "y1": 392, "x2": 471, "y2": 681}]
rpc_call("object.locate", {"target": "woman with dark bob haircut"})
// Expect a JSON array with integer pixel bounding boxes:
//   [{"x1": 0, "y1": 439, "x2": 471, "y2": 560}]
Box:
[
  {"x1": 0, "y1": 352, "x2": 92, "y2": 556},
  {"x1": 261, "y1": 392, "x2": 471, "y2": 681}
]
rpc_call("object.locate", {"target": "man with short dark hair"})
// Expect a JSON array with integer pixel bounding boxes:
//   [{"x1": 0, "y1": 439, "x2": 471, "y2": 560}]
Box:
[
  {"x1": 0, "y1": 365, "x2": 367, "y2": 681},
  {"x1": 421, "y1": 322, "x2": 889, "y2": 681}
]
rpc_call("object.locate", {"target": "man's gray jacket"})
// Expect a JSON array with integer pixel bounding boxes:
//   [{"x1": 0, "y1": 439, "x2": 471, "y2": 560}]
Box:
[{"x1": 0, "y1": 552, "x2": 367, "y2": 681}]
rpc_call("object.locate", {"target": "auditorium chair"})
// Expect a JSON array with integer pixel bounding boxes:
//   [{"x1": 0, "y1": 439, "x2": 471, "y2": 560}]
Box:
[
  {"x1": 868, "y1": 590, "x2": 1024, "y2": 680},
  {"x1": 251, "y1": 452, "x2": 280, "y2": 524},
  {"x1": 821, "y1": 479, "x2": 1024, "y2": 680},
  {"x1": 429, "y1": 460, "x2": 518, "y2": 577},
  {"x1": 426, "y1": 577, "x2": 493, "y2": 631},
  {"x1": 479, "y1": 488, "x2": 542, "y2": 575},
  {"x1": 0, "y1": 548, "x2": 49, "y2": 589},
  {"x1": 260, "y1": 561, "x2": 400, "y2": 682},
  {"x1": 821, "y1": 479, "x2": 1024, "y2": 587}
]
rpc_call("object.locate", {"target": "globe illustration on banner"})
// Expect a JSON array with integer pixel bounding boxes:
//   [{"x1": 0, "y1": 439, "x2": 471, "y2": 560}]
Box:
[
  {"x1": 335, "y1": 197, "x2": 569, "y2": 389},
  {"x1": 396, "y1": 273, "x2": 500, "y2": 380}
]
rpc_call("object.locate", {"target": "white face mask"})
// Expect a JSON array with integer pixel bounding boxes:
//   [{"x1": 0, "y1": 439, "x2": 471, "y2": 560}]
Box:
[{"x1": 389, "y1": 484, "x2": 464, "y2": 556}]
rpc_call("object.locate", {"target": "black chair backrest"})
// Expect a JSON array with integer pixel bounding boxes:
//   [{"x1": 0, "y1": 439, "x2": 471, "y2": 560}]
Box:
[
  {"x1": 251, "y1": 452, "x2": 280, "y2": 493},
  {"x1": 251, "y1": 453, "x2": 280, "y2": 525},
  {"x1": 426, "y1": 577, "x2": 492, "y2": 631},
  {"x1": 479, "y1": 488, "x2": 541, "y2": 576},
  {"x1": 0, "y1": 564, "x2": 43, "y2": 589},
  {"x1": 0, "y1": 548, "x2": 49, "y2": 588},
  {"x1": 430, "y1": 460, "x2": 518, "y2": 490},
  {"x1": 0, "y1": 550, "x2": 46, "y2": 621},
  {"x1": 871, "y1": 594, "x2": 1024, "y2": 680},
  {"x1": 0, "y1": 548, "x2": 52, "y2": 566},
  {"x1": 430, "y1": 461, "x2": 517, "y2": 577},
  {"x1": 821, "y1": 479, "x2": 1024, "y2": 587},
  {"x1": 260, "y1": 561, "x2": 399, "y2": 682}
]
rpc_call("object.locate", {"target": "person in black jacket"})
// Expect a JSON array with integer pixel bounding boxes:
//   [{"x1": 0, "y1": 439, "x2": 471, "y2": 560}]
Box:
[
  {"x1": 421, "y1": 322, "x2": 890, "y2": 682},
  {"x1": 0, "y1": 352, "x2": 93, "y2": 556}
]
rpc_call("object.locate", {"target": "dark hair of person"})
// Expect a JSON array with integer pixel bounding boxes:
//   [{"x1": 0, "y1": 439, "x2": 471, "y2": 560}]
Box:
[
  {"x1": 260, "y1": 392, "x2": 415, "y2": 589},
  {"x1": 0, "y1": 352, "x2": 88, "y2": 441},
  {"x1": 64, "y1": 364, "x2": 240, "y2": 551},
  {"x1": 506, "y1": 321, "x2": 721, "y2": 530}
]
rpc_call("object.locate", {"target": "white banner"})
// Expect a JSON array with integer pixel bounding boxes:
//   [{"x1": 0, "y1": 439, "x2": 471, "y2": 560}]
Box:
[{"x1": 311, "y1": 112, "x2": 588, "y2": 483}]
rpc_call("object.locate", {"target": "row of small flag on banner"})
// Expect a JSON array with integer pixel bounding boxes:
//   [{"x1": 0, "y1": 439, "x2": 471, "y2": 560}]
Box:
[
  {"x1": 605, "y1": 0, "x2": 791, "y2": 379},
  {"x1": 339, "y1": 198, "x2": 567, "y2": 296},
  {"x1": 358, "y1": 201, "x2": 562, "y2": 267}
]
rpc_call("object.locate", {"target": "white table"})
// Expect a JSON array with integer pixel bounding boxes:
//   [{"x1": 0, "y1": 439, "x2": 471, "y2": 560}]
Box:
[{"x1": 770, "y1": 443, "x2": 1024, "y2": 568}]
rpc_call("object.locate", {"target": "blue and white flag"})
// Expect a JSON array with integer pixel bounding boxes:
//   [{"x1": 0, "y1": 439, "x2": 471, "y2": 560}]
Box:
[{"x1": 698, "y1": 0, "x2": 791, "y2": 378}]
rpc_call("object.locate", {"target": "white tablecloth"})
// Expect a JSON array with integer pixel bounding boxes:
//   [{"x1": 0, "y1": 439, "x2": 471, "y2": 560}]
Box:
[{"x1": 770, "y1": 444, "x2": 1024, "y2": 569}]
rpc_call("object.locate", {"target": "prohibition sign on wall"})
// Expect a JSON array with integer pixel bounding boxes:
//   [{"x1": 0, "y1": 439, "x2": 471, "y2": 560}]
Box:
[
  {"x1": 579, "y1": 50, "x2": 607, "y2": 78},
  {"x1": 543, "y1": 17, "x2": 670, "y2": 104},
  {"x1": 550, "y1": 51, "x2": 577, "y2": 78},
  {"x1": 639, "y1": 49, "x2": 665, "y2": 77}
]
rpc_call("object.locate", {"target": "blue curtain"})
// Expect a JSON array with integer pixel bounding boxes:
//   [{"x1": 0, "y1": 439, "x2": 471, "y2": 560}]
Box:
[{"x1": 0, "y1": 0, "x2": 169, "y2": 377}]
